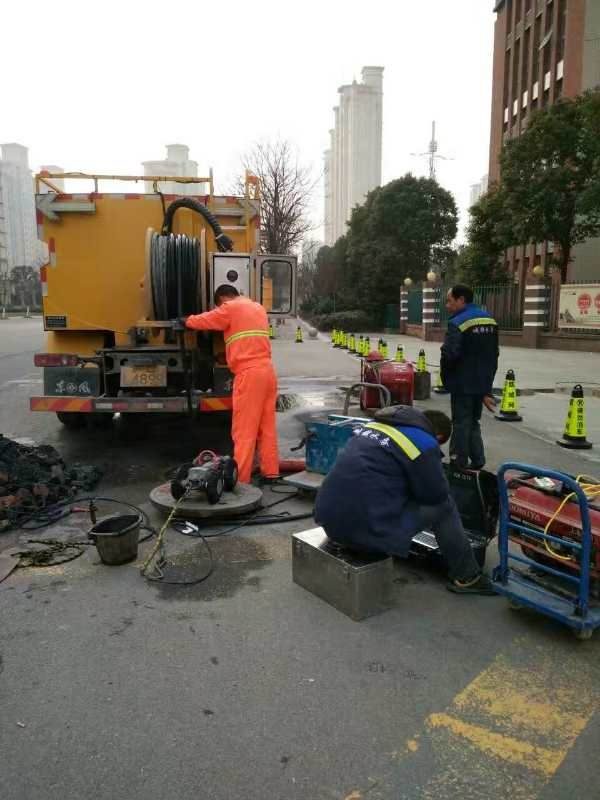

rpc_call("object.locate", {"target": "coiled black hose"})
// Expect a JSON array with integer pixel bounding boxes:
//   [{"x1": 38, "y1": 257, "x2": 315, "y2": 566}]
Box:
[
  {"x1": 161, "y1": 197, "x2": 233, "y2": 253},
  {"x1": 150, "y1": 232, "x2": 200, "y2": 319}
]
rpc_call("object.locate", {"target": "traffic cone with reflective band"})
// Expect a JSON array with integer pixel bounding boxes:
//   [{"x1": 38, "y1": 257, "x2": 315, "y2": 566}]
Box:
[
  {"x1": 417, "y1": 349, "x2": 427, "y2": 373},
  {"x1": 295, "y1": 326, "x2": 303, "y2": 344},
  {"x1": 356, "y1": 335, "x2": 364, "y2": 356},
  {"x1": 557, "y1": 384, "x2": 593, "y2": 449},
  {"x1": 433, "y1": 370, "x2": 449, "y2": 394},
  {"x1": 395, "y1": 344, "x2": 405, "y2": 363},
  {"x1": 495, "y1": 369, "x2": 522, "y2": 421},
  {"x1": 269, "y1": 323, "x2": 274, "y2": 340}
]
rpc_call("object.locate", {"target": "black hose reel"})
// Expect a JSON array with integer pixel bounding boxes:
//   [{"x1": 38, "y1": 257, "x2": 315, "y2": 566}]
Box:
[{"x1": 149, "y1": 198, "x2": 234, "y2": 320}]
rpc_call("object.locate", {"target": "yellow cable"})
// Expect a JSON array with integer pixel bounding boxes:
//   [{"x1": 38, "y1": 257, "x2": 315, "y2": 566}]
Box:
[{"x1": 541, "y1": 475, "x2": 600, "y2": 562}]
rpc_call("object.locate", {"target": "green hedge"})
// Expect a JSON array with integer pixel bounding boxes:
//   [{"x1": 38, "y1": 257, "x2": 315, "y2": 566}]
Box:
[{"x1": 309, "y1": 309, "x2": 376, "y2": 332}]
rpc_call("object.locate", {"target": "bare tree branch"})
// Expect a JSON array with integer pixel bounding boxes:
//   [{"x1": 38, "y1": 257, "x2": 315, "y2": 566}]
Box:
[{"x1": 236, "y1": 140, "x2": 317, "y2": 254}]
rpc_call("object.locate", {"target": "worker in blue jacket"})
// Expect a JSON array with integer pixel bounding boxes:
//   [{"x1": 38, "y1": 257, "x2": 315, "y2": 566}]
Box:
[
  {"x1": 440, "y1": 285, "x2": 499, "y2": 470},
  {"x1": 314, "y1": 405, "x2": 495, "y2": 595}
]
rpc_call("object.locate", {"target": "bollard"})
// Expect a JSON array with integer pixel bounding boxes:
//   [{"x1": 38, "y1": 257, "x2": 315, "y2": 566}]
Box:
[
  {"x1": 331, "y1": 328, "x2": 337, "y2": 346},
  {"x1": 381, "y1": 341, "x2": 389, "y2": 359},
  {"x1": 356, "y1": 335, "x2": 364, "y2": 357},
  {"x1": 269, "y1": 323, "x2": 274, "y2": 340},
  {"x1": 417, "y1": 349, "x2": 427, "y2": 373},
  {"x1": 557, "y1": 384, "x2": 592, "y2": 449},
  {"x1": 1, "y1": 307, "x2": 5, "y2": 320},
  {"x1": 25, "y1": 306, "x2": 31, "y2": 318},
  {"x1": 364, "y1": 336, "x2": 371, "y2": 356},
  {"x1": 348, "y1": 333, "x2": 355, "y2": 354},
  {"x1": 495, "y1": 369, "x2": 522, "y2": 421},
  {"x1": 395, "y1": 344, "x2": 405, "y2": 363},
  {"x1": 295, "y1": 326, "x2": 304, "y2": 344}
]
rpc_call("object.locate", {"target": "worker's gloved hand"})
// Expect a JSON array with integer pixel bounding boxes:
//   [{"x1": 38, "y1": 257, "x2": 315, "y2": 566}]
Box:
[{"x1": 170, "y1": 317, "x2": 187, "y2": 332}]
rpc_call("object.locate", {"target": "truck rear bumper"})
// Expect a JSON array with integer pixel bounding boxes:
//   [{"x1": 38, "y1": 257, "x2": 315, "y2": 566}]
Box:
[{"x1": 30, "y1": 395, "x2": 233, "y2": 413}]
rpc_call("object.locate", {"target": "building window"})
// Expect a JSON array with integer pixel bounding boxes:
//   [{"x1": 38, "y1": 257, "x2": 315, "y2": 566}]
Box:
[
  {"x1": 522, "y1": 89, "x2": 529, "y2": 108},
  {"x1": 556, "y1": 59, "x2": 564, "y2": 80},
  {"x1": 532, "y1": 80, "x2": 539, "y2": 99},
  {"x1": 513, "y1": 99, "x2": 519, "y2": 116},
  {"x1": 544, "y1": 70, "x2": 551, "y2": 91},
  {"x1": 504, "y1": 106, "x2": 510, "y2": 124}
]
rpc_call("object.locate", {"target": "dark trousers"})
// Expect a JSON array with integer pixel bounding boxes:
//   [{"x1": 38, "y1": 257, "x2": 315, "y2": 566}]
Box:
[
  {"x1": 407, "y1": 496, "x2": 481, "y2": 581},
  {"x1": 450, "y1": 394, "x2": 485, "y2": 469}
]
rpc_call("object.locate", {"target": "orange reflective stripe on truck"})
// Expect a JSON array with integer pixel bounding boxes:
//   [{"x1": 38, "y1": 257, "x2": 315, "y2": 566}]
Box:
[{"x1": 30, "y1": 397, "x2": 93, "y2": 412}]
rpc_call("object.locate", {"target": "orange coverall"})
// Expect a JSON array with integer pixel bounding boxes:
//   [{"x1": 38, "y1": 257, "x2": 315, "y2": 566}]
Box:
[{"x1": 185, "y1": 297, "x2": 279, "y2": 483}]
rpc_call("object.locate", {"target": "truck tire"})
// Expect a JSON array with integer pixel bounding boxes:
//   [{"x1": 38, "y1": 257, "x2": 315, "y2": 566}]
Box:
[{"x1": 56, "y1": 412, "x2": 87, "y2": 429}]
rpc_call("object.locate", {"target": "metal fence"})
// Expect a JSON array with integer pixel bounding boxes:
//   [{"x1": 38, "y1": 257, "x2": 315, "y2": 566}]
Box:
[
  {"x1": 407, "y1": 288, "x2": 423, "y2": 324},
  {"x1": 435, "y1": 284, "x2": 523, "y2": 330}
]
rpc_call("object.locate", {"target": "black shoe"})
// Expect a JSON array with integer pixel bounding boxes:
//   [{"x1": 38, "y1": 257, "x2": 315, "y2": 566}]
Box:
[
  {"x1": 447, "y1": 574, "x2": 497, "y2": 596},
  {"x1": 259, "y1": 475, "x2": 283, "y2": 486}
]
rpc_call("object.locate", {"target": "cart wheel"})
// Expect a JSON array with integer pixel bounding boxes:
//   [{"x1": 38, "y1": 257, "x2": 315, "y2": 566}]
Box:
[
  {"x1": 223, "y1": 457, "x2": 238, "y2": 491},
  {"x1": 573, "y1": 628, "x2": 593, "y2": 641},
  {"x1": 508, "y1": 599, "x2": 523, "y2": 611},
  {"x1": 206, "y1": 474, "x2": 224, "y2": 505}
]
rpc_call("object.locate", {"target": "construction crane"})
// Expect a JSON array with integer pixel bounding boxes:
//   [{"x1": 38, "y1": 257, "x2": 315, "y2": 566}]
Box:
[{"x1": 411, "y1": 121, "x2": 452, "y2": 181}]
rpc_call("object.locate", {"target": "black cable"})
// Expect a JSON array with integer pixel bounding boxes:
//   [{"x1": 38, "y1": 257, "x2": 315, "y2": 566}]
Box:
[
  {"x1": 143, "y1": 533, "x2": 215, "y2": 587},
  {"x1": 17, "y1": 496, "x2": 156, "y2": 543},
  {"x1": 161, "y1": 197, "x2": 233, "y2": 252}
]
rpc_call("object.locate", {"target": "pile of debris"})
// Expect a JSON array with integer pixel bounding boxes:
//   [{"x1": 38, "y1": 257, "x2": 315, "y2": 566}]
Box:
[{"x1": 0, "y1": 435, "x2": 102, "y2": 532}]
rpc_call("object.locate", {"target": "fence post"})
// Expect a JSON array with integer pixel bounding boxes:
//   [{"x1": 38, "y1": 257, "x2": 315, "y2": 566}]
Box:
[
  {"x1": 523, "y1": 278, "x2": 550, "y2": 347},
  {"x1": 399, "y1": 287, "x2": 408, "y2": 334},
  {"x1": 421, "y1": 280, "x2": 437, "y2": 341}
]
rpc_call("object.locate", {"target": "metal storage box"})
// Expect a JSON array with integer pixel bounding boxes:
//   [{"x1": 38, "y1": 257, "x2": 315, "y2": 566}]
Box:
[{"x1": 292, "y1": 527, "x2": 393, "y2": 621}]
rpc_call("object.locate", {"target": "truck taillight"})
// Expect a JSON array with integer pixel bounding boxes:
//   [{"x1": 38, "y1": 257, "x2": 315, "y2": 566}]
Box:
[{"x1": 34, "y1": 353, "x2": 79, "y2": 367}]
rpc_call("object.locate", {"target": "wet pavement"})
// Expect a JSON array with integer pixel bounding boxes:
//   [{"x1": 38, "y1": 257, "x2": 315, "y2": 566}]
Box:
[{"x1": 1, "y1": 317, "x2": 600, "y2": 800}]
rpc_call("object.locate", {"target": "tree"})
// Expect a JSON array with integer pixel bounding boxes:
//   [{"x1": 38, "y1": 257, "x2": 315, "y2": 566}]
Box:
[
  {"x1": 500, "y1": 91, "x2": 600, "y2": 281},
  {"x1": 239, "y1": 140, "x2": 315, "y2": 254},
  {"x1": 455, "y1": 187, "x2": 510, "y2": 284},
  {"x1": 345, "y1": 174, "x2": 458, "y2": 321}
]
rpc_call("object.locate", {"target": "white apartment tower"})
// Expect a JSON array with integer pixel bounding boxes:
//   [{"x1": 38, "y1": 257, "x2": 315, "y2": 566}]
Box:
[
  {"x1": 0, "y1": 144, "x2": 40, "y2": 274},
  {"x1": 324, "y1": 66, "x2": 384, "y2": 245}
]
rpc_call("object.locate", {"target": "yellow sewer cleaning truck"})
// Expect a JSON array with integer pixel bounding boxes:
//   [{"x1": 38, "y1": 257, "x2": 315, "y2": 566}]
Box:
[{"x1": 30, "y1": 170, "x2": 296, "y2": 428}]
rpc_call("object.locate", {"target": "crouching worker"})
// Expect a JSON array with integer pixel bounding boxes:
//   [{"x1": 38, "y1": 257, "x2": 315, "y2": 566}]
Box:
[{"x1": 314, "y1": 406, "x2": 495, "y2": 595}]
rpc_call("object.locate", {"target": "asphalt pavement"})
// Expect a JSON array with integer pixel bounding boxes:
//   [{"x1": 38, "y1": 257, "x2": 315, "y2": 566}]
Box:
[{"x1": 1, "y1": 316, "x2": 599, "y2": 800}]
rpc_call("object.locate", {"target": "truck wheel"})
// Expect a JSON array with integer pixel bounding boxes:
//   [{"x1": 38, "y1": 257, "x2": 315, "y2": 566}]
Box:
[
  {"x1": 56, "y1": 412, "x2": 87, "y2": 429},
  {"x1": 223, "y1": 457, "x2": 238, "y2": 491},
  {"x1": 206, "y1": 473, "x2": 224, "y2": 505}
]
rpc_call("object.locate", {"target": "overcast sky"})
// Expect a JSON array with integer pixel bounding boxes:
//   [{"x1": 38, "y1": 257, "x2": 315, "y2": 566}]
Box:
[{"x1": 2, "y1": 0, "x2": 495, "y2": 243}]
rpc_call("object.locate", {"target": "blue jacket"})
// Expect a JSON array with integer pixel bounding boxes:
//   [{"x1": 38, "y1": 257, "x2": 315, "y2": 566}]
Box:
[
  {"x1": 440, "y1": 303, "x2": 499, "y2": 396},
  {"x1": 314, "y1": 407, "x2": 449, "y2": 557}
]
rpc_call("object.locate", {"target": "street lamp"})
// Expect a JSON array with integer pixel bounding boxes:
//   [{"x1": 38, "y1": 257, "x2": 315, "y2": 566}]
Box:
[{"x1": 403, "y1": 277, "x2": 413, "y2": 287}]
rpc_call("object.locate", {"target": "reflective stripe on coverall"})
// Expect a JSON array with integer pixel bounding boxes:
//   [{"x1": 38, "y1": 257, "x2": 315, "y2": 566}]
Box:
[{"x1": 185, "y1": 297, "x2": 279, "y2": 482}]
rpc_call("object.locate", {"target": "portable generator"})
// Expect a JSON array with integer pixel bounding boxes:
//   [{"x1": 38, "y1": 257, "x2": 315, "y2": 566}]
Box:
[
  {"x1": 505, "y1": 469, "x2": 600, "y2": 595},
  {"x1": 170, "y1": 451, "x2": 238, "y2": 504}
]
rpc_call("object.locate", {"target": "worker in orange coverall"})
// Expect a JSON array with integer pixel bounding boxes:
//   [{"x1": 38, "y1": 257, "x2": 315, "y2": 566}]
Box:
[{"x1": 182, "y1": 284, "x2": 279, "y2": 484}]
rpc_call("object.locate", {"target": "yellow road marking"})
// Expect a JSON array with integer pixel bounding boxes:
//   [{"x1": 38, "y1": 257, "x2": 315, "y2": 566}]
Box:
[{"x1": 427, "y1": 713, "x2": 565, "y2": 776}]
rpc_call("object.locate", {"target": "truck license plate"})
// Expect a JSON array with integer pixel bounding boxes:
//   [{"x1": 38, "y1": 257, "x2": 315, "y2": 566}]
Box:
[{"x1": 120, "y1": 365, "x2": 167, "y2": 387}]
